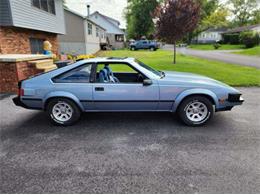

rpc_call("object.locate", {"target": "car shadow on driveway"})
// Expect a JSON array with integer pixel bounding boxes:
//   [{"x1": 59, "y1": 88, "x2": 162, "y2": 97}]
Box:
[{"x1": 1, "y1": 111, "x2": 229, "y2": 141}]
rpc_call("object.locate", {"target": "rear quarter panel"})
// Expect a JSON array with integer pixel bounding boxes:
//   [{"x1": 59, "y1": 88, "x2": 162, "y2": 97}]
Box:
[{"x1": 20, "y1": 61, "x2": 95, "y2": 110}]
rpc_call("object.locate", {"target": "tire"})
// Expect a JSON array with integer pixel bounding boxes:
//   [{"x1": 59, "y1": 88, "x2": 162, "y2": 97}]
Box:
[
  {"x1": 150, "y1": 47, "x2": 155, "y2": 51},
  {"x1": 47, "y1": 98, "x2": 81, "y2": 126},
  {"x1": 178, "y1": 96, "x2": 214, "y2": 126},
  {"x1": 131, "y1": 46, "x2": 136, "y2": 51}
]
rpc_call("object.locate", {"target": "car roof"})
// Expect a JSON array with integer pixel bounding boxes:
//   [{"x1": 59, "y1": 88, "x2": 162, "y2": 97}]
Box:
[{"x1": 80, "y1": 57, "x2": 136, "y2": 64}]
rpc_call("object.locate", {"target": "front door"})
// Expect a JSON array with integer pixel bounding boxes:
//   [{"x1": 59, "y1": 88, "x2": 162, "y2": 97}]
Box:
[
  {"x1": 93, "y1": 62, "x2": 159, "y2": 111},
  {"x1": 142, "y1": 41, "x2": 149, "y2": 49}
]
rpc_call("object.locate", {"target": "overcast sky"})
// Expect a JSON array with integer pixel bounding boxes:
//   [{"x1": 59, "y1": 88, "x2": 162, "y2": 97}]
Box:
[
  {"x1": 65, "y1": 0, "x2": 259, "y2": 29},
  {"x1": 65, "y1": 0, "x2": 128, "y2": 28}
]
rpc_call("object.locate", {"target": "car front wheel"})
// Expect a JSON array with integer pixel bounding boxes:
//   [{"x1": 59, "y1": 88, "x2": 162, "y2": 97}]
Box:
[
  {"x1": 47, "y1": 98, "x2": 81, "y2": 126},
  {"x1": 178, "y1": 96, "x2": 213, "y2": 126}
]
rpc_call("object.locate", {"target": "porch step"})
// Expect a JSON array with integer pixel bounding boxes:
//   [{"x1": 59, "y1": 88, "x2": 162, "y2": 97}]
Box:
[{"x1": 29, "y1": 59, "x2": 57, "y2": 72}]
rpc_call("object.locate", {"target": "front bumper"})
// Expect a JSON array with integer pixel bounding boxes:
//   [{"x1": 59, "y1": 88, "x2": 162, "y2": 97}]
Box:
[
  {"x1": 216, "y1": 93, "x2": 244, "y2": 112},
  {"x1": 227, "y1": 93, "x2": 244, "y2": 103}
]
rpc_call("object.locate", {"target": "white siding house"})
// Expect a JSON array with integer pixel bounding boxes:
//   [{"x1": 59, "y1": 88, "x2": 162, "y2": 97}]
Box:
[
  {"x1": 192, "y1": 28, "x2": 226, "y2": 44},
  {"x1": 0, "y1": 0, "x2": 65, "y2": 34},
  {"x1": 223, "y1": 24, "x2": 260, "y2": 34},
  {"x1": 58, "y1": 9, "x2": 106, "y2": 55},
  {"x1": 88, "y1": 11, "x2": 125, "y2": 49}
]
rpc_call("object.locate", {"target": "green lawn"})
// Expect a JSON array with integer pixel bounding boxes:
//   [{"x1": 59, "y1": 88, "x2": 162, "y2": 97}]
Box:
[
  {"x1": 98, "y1": 49, "x2": 260, "y2": 86},
  {"x1": 233, "y1": 46, "x2": 260, "y2": 56},
  {"x1": 189, "y1": 44, "x2": 244, "y2": 50}
]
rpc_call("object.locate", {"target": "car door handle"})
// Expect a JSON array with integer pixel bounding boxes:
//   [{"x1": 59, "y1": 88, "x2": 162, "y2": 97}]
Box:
[{"x1": 95, "y1": 87, "x2": 104, "y2": 91}]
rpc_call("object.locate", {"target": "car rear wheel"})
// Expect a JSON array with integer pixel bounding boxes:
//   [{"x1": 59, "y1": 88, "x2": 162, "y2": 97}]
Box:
[
  {"x1": 131, "y1": 46, "x2": 136, "y2": 51},
  {"x1": 150, "y1": 47, "x2": 155, "y2": 51},
  {"x1": 178, "y1": 96, "x2": 213, "y2": 126},
  {"x1": 47, "y1": 98, "x2": 81, "y2": 126}
]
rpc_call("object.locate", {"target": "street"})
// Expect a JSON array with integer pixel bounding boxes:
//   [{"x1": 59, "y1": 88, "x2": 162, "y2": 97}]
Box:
[
  {"x1": 0, "y1": 87, "x2": 259, "y2": 193},
  {"x1": 163, "y1": 45, "x2": 260, "y2": 69}
]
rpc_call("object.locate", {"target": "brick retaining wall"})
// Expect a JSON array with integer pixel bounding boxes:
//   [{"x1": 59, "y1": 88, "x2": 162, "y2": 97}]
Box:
[{"x1": 0, "y1": 60, "x2": 45, "y2": 93}]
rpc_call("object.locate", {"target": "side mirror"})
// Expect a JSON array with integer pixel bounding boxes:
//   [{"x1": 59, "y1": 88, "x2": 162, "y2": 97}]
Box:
[{"x1": 143, "y1": 79, "x2": 153, "y2": 86}]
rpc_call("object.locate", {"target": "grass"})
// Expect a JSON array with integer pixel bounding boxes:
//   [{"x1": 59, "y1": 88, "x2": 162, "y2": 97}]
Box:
[
  {"x1": 233, "y1": 46, "x2": 260, "y2": 56},
  {"x1": 189, "y1": 44, "x2": 244, "y2": 50},
  {"x1": 98, "y1": 49, "x2": 260, "y2": 86}
]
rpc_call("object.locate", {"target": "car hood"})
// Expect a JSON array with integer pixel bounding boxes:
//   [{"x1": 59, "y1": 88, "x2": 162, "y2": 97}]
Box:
[{"x1": 159, "y1": 71, "x2": 235, "y2": 89}]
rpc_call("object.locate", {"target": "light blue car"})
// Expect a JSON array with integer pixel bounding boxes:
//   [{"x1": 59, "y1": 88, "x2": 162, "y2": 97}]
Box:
[{"x1": 13, "y1": 57, "x2": 244, "y2": 126}]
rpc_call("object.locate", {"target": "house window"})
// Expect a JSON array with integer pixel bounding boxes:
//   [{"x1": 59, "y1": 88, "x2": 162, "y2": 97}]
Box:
[
  {"x1": 29, "y1": 38, "x2": 44, "y2": 54},
  {"x1": 48, "y1": 0, "x2": 55, "y2": 14},
  {"x1": 88, "y1": 23, "x2": 92, "y2": 35},
  {"x1": 32, "y1": 0, "x2": 56, "y2": 15},
  {"x1": 115, "y1": 34, "x2": 124, "y2": 42},
  {"x1": 32, "y1": 0, "x2": 40, "y2": 8},
  {"x1": 96, "y1": 27, "x2": 99, "y2": 37}
]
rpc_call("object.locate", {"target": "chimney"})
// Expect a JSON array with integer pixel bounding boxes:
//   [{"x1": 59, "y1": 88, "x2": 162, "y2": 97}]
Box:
[{"x1": 87, "y1": 4, "x2": 90, "y2": 17}]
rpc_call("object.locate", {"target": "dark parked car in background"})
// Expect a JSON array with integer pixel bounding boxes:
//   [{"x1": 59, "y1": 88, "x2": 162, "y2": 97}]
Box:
[{"x1": 129, "y1": 40, "x2": 159, "y2": 51}]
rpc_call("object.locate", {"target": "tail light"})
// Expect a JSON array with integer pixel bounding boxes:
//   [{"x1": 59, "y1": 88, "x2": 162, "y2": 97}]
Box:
[
  {"x1": 17, "y1": 81, "x2": 24, "y2": 96},
  {"x1": 18, "y1": 88, "x2": 24, "y2": 96}
]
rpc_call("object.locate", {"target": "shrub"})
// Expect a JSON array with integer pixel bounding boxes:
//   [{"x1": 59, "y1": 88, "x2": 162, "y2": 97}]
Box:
[
  {"x1": 67, "y1": 54, "x2": 95, "y2": 62},
  {"x1": 213, "y1": 43, "x2": 221, "y2": 49},
  {"x1": 223, "y1": 33, "x2": 240, "y2": 44},
  {"x1": 239, "y1": 31, "x2": 260, "y2": 48},
  {"x1": 76, "y1": 54, "x2": 95, "y2": 60}
]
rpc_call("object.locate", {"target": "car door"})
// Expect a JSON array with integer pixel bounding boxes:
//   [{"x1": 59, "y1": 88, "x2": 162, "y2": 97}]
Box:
[
  {"x1": 93, "y1": 62, "x2": 159, "y2": 111},
  {"x1": 142, "y1": 41, "x2": 149, "y2": 49},
  {"x1": 136, "y1": 41, "x2": 142, "y2": 49}
]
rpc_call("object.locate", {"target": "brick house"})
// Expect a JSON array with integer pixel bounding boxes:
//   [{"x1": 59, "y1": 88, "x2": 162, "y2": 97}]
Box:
[
  {"x1": 0, "y1": 0, "x2": 65, "y2": 93},
  {"x1": 0, "y1": 0, "x2": 65, "y2": 55}
]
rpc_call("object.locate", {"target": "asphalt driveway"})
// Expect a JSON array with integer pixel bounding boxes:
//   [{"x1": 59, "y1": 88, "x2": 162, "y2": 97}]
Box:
[
  {"x1": 0, "y1": 88, "x2": 260, "y2": 193},
  {"x1": 163, "y1": 45, "x2": 260, "y2": 68}
]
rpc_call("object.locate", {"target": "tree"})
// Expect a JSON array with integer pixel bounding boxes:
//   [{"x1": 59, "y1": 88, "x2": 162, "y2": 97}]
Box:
[
  {"x1": 201, "y1": 7, "x2": 230, "y2": 29},
  {"x1": 125, "y1": 0, "x2": 161, "y2": 39},
  {"x1": 198, "y1": 0, "x2": 219, "y2": 22},
  {"x1": 185, "y1": 0, "x2": 219, "y2": 44},
  {"x1": 156, "y1": 0, "x2": 200, "y2": 64},
  {"x1": 251, "y1": 9, "x2": 260, "y2": 25},
  {"x1": 228, "y1": 0, "x2": 260, "y2": 26}
]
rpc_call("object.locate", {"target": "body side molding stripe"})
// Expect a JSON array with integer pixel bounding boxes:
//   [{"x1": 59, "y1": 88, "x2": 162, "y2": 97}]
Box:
[
  {"x1": 22, "y1": 98, "x2": 42, "y2": 101},
  {"x1": 80, "y1": 100, "x2": 174, "y2": 103}
]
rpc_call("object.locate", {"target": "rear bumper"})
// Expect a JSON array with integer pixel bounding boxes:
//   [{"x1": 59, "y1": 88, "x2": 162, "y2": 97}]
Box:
[
  {"x1": 12, "y1": 96, "x2": 41, "y2": 110},
  {"x1": 13, "y1": 96, "x2": 27, "y2": 108}
]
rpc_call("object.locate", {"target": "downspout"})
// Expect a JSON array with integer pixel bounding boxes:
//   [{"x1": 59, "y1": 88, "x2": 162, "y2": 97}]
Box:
[
  {"x1": 83, "y1": 4, "x2": 91, "y2": 54},
  {"x1": 83, "y1": 20, "x2": 88, "y2": 54}
]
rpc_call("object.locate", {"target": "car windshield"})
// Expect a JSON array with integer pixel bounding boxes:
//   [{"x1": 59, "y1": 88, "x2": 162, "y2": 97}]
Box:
[{"x1": 135, "y1": 59, "x2": 163, "y2": 78}]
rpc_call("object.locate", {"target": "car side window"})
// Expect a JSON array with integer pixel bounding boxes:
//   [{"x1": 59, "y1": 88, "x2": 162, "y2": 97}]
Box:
[
  {"x1": 96, "y1": 63, "x2": 146, "y2": 84},
  {"x1": 53, "y1": 64, "x2": 92, "y2": 83}
]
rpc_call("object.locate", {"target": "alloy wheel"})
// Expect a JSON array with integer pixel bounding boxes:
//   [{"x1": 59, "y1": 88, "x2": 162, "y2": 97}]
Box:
[{"x1": 52, "y1": 102, "x2": 73, "y2": 122}]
